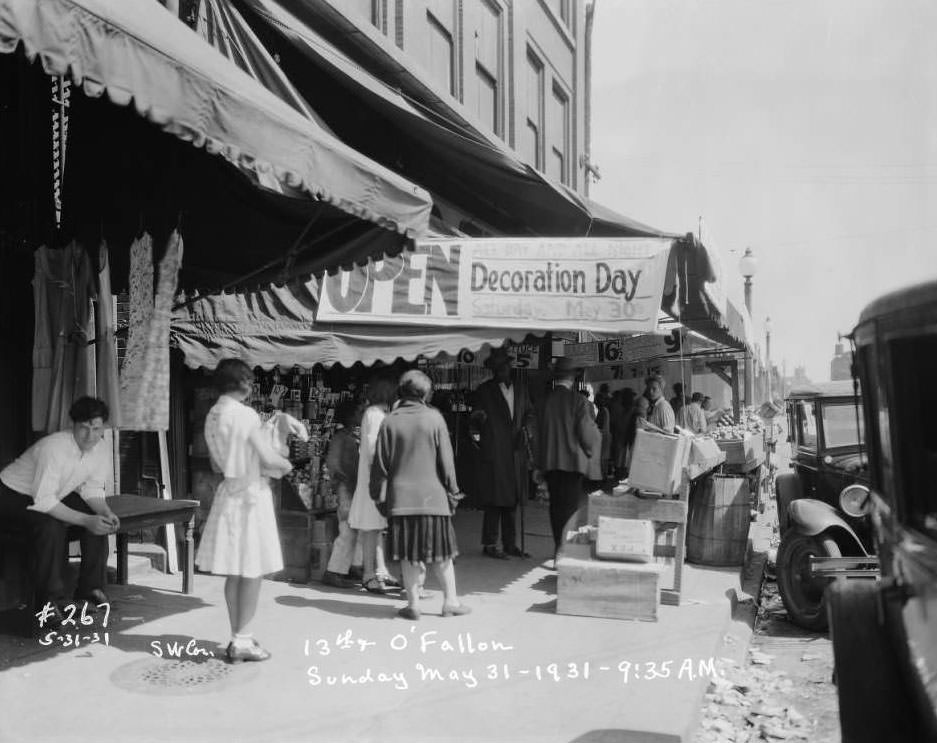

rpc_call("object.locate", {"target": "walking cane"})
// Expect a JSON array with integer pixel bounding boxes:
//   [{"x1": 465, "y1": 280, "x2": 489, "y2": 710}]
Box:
[{"x1": 520, "y1": 423, "x2": 535, "y2": 557}]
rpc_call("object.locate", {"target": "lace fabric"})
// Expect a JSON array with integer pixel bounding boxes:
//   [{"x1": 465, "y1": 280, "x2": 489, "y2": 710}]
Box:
[{"x1": 119, "y1": 231, "x2": 184, "y2": 431}]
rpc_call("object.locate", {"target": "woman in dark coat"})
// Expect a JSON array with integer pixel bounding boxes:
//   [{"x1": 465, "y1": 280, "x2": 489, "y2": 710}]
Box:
[{"x1": 370, "y1": 370, "x2": 470, "y2": 620}]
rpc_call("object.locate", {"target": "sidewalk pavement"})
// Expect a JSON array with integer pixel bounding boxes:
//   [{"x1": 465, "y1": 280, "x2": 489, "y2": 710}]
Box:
[{"x1": 0, "y1": 500, "x2": 768, "y2": 743}]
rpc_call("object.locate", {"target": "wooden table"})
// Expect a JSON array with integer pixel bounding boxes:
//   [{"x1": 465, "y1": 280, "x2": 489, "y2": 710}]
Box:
[{"x1": 107, "y1": 495, "x2": 200, "y2": 594}]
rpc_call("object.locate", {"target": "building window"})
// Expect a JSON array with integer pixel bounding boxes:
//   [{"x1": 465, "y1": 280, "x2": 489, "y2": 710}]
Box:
[
  {"x1": 545, "y1": 0, "x2": 572, "y2": 28},
  {"x1": 426, "y1": 11, "x2": 455, "y2": 95},
  {"x1": 549, "y1": 83, "x2": 570, "y2": 185},
  {"x1": 476, "y1": 64, "x2": 498, "y2": 134},
  {"x1": 349, "y1": 0, "x2": 382, "y2": 29},
  {"x1": 524, "y1": 49, "x2": 544, "y2": 170},
  {"x1": 473, "y1": 0, "x2": 502, "y2": 136}
]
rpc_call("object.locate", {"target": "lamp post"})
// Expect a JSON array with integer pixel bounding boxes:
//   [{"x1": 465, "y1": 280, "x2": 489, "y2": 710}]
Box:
[
  {"x1": 738, "y1": 247, "x2": 757, "y2": 409},
  {"x1": 765, "y1": 316, "x2": 772, "y2": 404}
]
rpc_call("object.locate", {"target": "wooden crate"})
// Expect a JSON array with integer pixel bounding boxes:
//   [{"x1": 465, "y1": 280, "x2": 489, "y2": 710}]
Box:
[{"x1": 557, "y1": 554, "x2": 663, "y2": 621}]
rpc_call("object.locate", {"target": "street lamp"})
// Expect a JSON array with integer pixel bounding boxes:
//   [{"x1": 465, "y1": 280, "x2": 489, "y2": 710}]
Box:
[
  {"x1": 738, "y1": 247, "x2": 757, "y2": 409},
  {"x1": 765, "y1": 316, "x2": 772, "y2": 404},
  {"x1": 738, "y1": 247, "x2": 757, "y2": 315}
]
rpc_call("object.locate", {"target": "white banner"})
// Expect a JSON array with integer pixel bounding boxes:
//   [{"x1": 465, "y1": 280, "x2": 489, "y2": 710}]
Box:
[{"x1": 317, "y1": 238, "x2": 673, "y2": 333}]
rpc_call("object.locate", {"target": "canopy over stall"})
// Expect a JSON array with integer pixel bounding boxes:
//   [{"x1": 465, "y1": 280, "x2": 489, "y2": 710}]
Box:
[
  {"x1": 232, "y1": 0, "x2": 673, "y2": 240},
  {"x1": 0, "y1": 0, "x2": 433, "y2": 287},
  {"x1": 662, "y1": 234, "x2": 751, "y2": 351},
  {"x1": 171, "y1": 277, "x2": 537, "y2": 370}
]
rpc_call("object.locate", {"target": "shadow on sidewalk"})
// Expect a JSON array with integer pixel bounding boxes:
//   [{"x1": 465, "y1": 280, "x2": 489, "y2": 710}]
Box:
[
  {"x1": 0, "y1": 583, "x2": 211, "y2": 671},
  {"x1": 272, "y1": 593, "x2": 401, "y2": 620}
]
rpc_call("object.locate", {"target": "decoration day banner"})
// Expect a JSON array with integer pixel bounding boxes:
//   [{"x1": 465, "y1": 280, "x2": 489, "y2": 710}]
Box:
[{"x1": 317, "y1": 237, "x2": 673, "y2": 333}]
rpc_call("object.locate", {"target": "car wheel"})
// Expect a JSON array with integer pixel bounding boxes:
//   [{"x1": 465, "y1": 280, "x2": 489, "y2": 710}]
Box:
[
  {"x1": 775, "y1": 472, "x2": 802, "y2": 534},
  {"x1": 777, "y1": 532, "x2": 840, "y2": 631},
  {"x1": 828, "y1": 581, "x2": 916, "y2": 743}
]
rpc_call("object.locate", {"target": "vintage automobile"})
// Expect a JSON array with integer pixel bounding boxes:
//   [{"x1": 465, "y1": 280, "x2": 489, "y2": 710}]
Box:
[
  {"x1": 826, "y1": 280, "x2": 937, "y2": 742},
  {"x1": 774, "y1": 380, "x2": 873, "y2": 630}
]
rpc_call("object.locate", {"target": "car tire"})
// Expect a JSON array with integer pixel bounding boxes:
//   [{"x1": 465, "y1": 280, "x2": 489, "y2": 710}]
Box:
[
  {"x1": 827, "y1": 581, "x2": 916, "y2": 743},
  {"x1": 777, "y1": 531, "x2": 840, "y2": 631},
  {"x1": 775, "y1": 472, "x2": 802, "y2": 534}
]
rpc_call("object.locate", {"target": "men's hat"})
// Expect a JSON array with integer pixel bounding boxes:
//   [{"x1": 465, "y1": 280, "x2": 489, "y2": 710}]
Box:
[
  {"x1": 691, "y1": 392, "x2": 704, "y2": 403},
  {"x1": 485, "y1": 347, "x2": 512, "y2": 370},
  {"x1": 552, "y1": 356, "x2": 580, "y2": 376}
]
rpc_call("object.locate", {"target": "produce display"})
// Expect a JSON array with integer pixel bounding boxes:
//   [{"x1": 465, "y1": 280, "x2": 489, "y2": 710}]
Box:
[
  {"x1": 711, "y1": 408, "x2": 766, "y2": 471},
  {"x1": 710, "y1": 408, "x2": 766, "y2": 440}
]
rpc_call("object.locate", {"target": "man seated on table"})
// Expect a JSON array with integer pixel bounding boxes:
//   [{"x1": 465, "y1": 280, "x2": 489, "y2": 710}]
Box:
[{"x1": 0, "y1": 396, "x2": 119, "y2": 624}]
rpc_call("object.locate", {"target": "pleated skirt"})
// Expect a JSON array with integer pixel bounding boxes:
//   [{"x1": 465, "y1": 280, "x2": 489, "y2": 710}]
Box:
[{"x1": 387, "y1": 515, "x2": 458, "y2": 564}]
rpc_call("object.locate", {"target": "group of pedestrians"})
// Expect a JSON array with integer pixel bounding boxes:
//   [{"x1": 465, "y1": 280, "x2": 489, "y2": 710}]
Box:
[
  {"x1": 0, "y1": 351, "x2": 731, "y2": 665},
  {"x1": 196, "y1": 361, "x2": 470, "y2": 660}
]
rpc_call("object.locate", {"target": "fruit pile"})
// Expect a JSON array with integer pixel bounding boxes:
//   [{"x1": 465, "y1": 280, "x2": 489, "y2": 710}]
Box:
[{"x1": 711, "y1": 408, "x2": 765, "y2": 440}]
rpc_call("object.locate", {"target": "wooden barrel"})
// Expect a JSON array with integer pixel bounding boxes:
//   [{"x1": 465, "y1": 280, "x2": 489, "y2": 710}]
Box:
[{"x1": 686, "y1": 475, "x2": 751, "y2": 566}]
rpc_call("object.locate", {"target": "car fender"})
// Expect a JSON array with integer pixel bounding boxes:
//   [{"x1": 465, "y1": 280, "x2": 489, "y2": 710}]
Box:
[{"x1": 788, "y1": 499, "x2": 870, "y2": 555}]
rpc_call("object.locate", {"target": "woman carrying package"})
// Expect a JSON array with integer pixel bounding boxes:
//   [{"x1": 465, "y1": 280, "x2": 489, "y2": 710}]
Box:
[{"x1": 196, "y1": 359, "x2": 293, "y2": 663}]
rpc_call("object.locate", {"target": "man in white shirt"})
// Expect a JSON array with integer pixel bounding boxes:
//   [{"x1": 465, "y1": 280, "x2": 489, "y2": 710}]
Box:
[
  {"x1": 645, "y1": 374, "x2": 676, "y2": 433},
  {"x1": 679, "y1": 392, "x2": 709, "y2": 434},
  {"x1": 0, "y1": 397, "x2": 119, "y2": 624}
]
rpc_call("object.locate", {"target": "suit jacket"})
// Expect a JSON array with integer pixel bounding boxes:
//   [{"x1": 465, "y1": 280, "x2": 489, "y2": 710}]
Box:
[
  {"x1": 472, "y1": 378, "x2": 535, "y2": 507},
  {"x1": 538, "y1": 385, "x2": 601, "y2": 476}
]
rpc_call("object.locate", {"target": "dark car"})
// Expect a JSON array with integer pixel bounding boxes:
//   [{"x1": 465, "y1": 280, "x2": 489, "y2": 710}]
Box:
[
  {"x1": 774, "y1": 381, "x2": 873, "y2": 630},
  {"x1": 826, "y1": 280, "x2": 937, "y2": 743}
]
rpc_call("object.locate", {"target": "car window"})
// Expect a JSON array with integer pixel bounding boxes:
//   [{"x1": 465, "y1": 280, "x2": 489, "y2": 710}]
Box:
[
  {"x1": 888, "y1": 335, "x2": 937, "y2": 538},
  {"x1": 796, "y1": 401, "x2": 817, "y2": 451},
  {"x1": 822, "y1": 402, "x2": 864, "y2": 449}
]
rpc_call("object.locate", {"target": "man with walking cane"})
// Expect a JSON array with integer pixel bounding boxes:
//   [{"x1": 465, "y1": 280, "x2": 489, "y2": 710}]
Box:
[{"x1": 472, "y1": 347, "x2": 536, "y2": 559}]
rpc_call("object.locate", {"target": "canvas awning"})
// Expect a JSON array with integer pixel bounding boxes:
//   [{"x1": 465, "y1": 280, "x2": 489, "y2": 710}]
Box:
[
  {"x1": 0, "y1": 0, "x2": 433, "y2": 238},
  {"x1": 170, "y1": 278, "x2": 537, "y2": 370},
  {"x1": 234, "y1": 0, "x2": 672, "y2": 239},
  {"x1": 662, "y1": 234, "x2": 751, "y2": 351}
]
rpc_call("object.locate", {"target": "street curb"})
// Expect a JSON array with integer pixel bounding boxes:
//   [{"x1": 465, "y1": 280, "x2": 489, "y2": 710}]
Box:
[{"x1": 680, "y1": 541, "x2": 769, "y2": 742}]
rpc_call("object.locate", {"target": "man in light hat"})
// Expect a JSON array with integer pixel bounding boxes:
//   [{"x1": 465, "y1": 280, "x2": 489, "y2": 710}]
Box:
[
  {"x1": 538, "y1": 357, "x2": 601, "y2": 557},
  {"x1": 472, "y1": 347, "x2": 536, "y2": 559}
]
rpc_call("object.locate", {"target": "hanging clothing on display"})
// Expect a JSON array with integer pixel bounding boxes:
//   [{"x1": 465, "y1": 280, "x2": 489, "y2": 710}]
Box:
[
  {"x1": 119, "y1": 231, "x2": 184, "y2": 431},
  {"x1": 31, "y1": 242, "x2": 96, "y2": 433},
  {"x1": 94, "y1": 241, "x2": 121, "y2": 429}
]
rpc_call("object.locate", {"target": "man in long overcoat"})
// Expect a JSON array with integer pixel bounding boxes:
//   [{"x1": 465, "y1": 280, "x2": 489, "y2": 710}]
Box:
[{"x1": 473, "y1": 348, "x2": 535, "y2": 559}]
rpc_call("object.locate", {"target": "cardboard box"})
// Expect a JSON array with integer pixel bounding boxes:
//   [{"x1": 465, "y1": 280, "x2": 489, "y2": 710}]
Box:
[
  {"x1": 589, "y1": 491, "x2": 688, "y2": 526},
  {"x1": 557, "y1": 555, "x2": 663, "y2": 621},
  {"x1": 628, "y1": 429, "x2": 691, "y2": 495},
  {"x1": 686, "y1": 436, "x2": 726, "y2": 480},
  {"x1": 594, "y1": 516, "x2": 655, "y2": 563}
]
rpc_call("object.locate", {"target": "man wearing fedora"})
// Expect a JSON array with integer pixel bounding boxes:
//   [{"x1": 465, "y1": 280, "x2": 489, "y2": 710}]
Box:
[
  {"x1": 538, "y1": 357, "x2": 602, "y2": 557},
  {"x1": 472, "y1": 347, "x2": 536, "y2": 559}
]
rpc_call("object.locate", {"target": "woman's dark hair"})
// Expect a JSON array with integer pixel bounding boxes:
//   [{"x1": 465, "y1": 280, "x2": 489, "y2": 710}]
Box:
[
  {"x1": 69, "y1": 396, "x2": 109, "y2": 423},
  {"x1": 367, "y1": 374, "x2": 398, "y2": 407},
  {"x1": 335, "y1": 399, "x2": 361, "y2": 428},
  {"x1": 214, "y1": 358, "x2": 254, "y2": 394}
]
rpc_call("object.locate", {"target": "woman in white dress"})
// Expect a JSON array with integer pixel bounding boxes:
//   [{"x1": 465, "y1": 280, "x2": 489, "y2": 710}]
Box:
[
  {"x1": 196, "y1": 359, "x2": 293, "y2": 663},
  {"x1": 347, "y1": 374, "x2": 397, "y2": 593}
]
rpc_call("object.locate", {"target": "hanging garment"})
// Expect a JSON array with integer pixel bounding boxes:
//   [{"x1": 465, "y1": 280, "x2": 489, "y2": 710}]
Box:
[
  {"x1": 119, "y1": 231, "x2": 184, "y2": 431},
  {"x1": 32, "y1": 243, "x2": 96, "y2": 433},
  {"x1": 94, "y1": 241, "x2": 121, "y2": 428}
]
